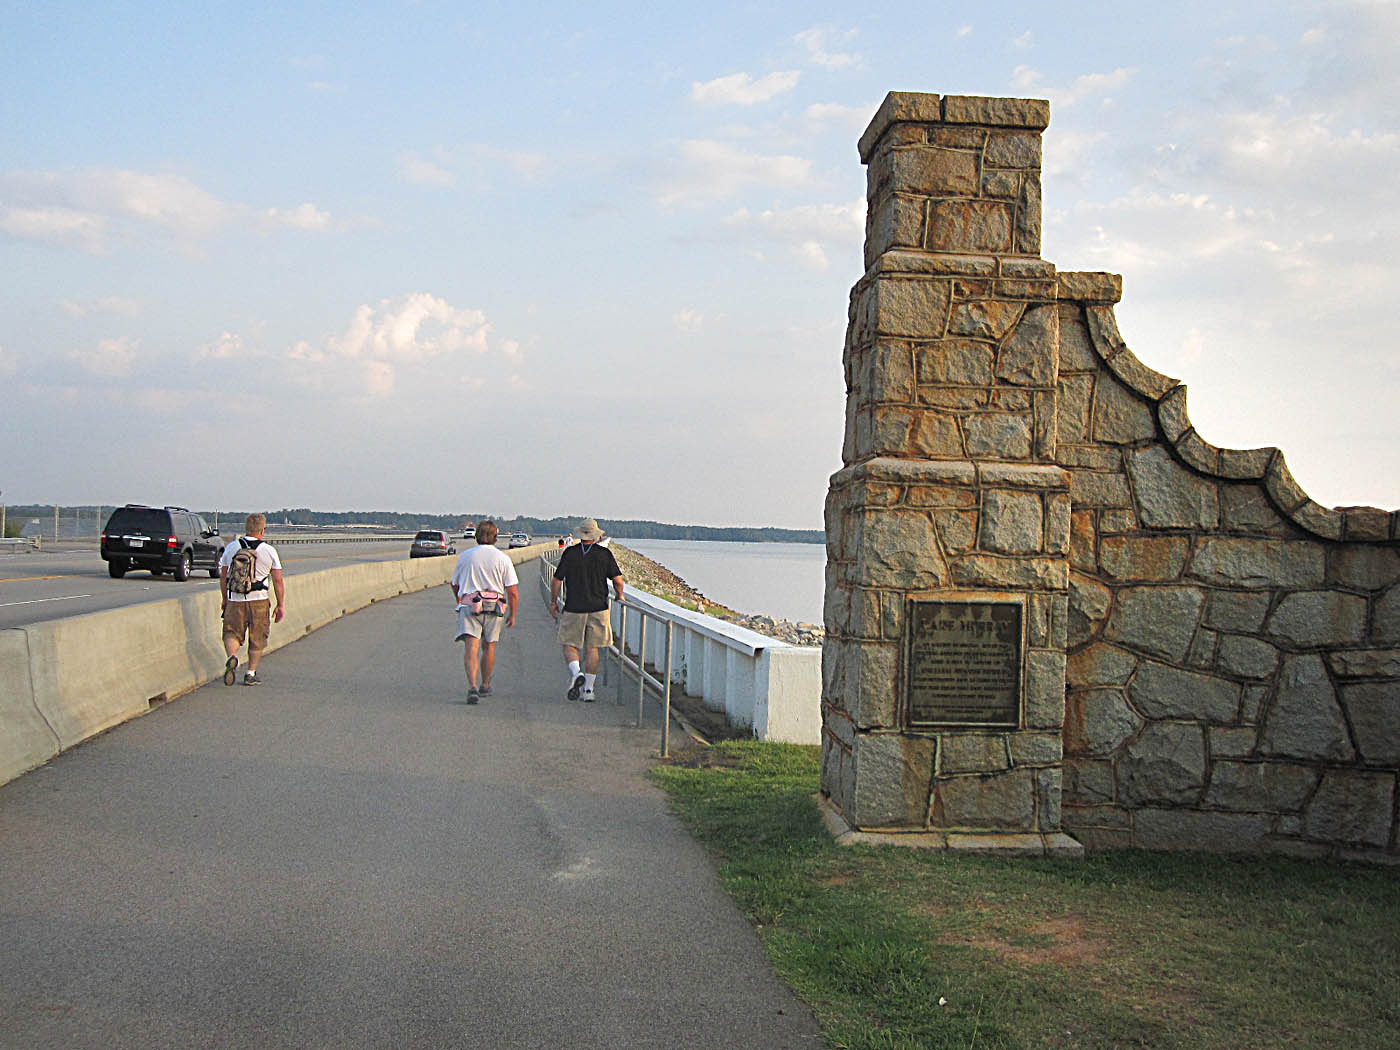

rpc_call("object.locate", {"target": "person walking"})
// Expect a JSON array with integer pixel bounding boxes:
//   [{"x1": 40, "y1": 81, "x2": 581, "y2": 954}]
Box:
[
  {"x1": 448, "y1": 520, "x2": 519, "y2": 704},
  {"x1": 549, "y1": 518, "x2": 624, "y2": 702},
  {"x1": 219, "y1": 513, "x2": 285, "y2": 686}
]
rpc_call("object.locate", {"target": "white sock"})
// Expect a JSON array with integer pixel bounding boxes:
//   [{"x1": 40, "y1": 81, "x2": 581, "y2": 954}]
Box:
[
  {"x1": 568, "y1": 660, "x2": 581, "y2": 679},
  {"x1": 583, "y1": 673, "x2": 596, "y2": 691}
]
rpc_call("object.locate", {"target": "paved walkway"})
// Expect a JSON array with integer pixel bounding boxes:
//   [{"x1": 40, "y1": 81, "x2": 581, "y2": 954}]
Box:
[{"x1": 0, "y1": 562, "x2": 827, "y2": 1049}]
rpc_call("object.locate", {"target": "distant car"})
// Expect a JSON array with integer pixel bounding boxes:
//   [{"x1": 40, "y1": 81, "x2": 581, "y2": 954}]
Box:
[
  {"x1": 101, "y1": 505, "x2": 222, "y2": 581},
  {"x1": 410, "y1": 530, "x2": 456, "y2": 558},
  {"x1": 508, "y1": 532, "x2": 530, "y2": 548},
  {"x1": 461, "y1": 525, "x2": 476, "y2": 540}
]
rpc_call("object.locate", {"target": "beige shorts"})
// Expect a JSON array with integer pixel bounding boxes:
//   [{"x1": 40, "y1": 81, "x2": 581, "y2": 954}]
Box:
[
  {"x1": 223, "y1": 599, "x2": 271, "y2": 652},
  {"x1": 557, "y1": 609, "x2": 613, "y2": 650}
]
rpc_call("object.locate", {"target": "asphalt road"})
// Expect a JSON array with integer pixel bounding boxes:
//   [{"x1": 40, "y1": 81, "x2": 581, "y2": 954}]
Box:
[
  {"x1": 0, "y1": 539, "x2": 446, "y2": 630},
  {"x1": 0, "y1": 563, "x2": 827, "y2": 1049}
]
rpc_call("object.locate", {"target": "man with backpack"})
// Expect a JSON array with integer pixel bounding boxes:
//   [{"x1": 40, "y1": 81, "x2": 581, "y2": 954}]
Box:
[
  {"x1": 219, "y1": 513, "x2": 285, "y2": 686},
  {"x1": 448, "y1": 520, "x2": 519, "y2": 704}
]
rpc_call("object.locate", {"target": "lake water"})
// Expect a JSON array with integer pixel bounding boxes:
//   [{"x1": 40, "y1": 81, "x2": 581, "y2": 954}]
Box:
[{"x1": 615, "y1": 538, "x2": 827, "y2": 624}]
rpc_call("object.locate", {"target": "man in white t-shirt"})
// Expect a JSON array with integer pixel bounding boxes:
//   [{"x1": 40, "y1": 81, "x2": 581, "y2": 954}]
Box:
[
  {"x1": 448, "y1": 520, "x2": 519, "y2": 704},
  {"x1": 219, "y1": 513, "x2": 285, "y2": 686}
]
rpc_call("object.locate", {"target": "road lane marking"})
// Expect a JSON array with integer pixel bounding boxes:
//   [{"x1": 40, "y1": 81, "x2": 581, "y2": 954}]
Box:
[
  {"x1": 0, "y1": 575, "x2": 67, "y2": 583},
  {"x1": 0, "y1": 594, "x2": 95, "y2": 609}
]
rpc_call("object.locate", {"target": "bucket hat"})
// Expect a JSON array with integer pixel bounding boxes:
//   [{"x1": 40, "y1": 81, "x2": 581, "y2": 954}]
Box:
[{"x1": 572, "y1": 518, "x2": 605, "y2": 541}]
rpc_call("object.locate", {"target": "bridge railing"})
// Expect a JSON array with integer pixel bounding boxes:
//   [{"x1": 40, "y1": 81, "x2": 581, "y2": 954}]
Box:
[{"x1": 538, "y1": 548, "x2": 821, "y2": 747}]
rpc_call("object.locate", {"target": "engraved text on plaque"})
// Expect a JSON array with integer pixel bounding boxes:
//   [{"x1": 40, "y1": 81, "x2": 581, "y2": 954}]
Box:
[{"x1": 905, "y1": 600, "x2": 1022, "y2": 727}]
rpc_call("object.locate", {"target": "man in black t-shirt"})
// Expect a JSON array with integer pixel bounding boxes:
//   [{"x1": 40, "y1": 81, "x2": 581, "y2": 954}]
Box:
[{"x1": 549, "y1": 518, "x2": 625, "y2": 702}]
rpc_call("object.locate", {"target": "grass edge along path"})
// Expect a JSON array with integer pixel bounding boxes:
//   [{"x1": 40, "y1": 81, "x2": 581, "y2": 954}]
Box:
[{"x1": 650, "y1": 742, "x2": 1400, "y2": 1050}]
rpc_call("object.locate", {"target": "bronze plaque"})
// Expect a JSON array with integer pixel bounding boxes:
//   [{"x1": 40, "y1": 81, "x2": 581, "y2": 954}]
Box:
[{"x1": 905, "y1": 599, "x2": 1022, "y2": 728}]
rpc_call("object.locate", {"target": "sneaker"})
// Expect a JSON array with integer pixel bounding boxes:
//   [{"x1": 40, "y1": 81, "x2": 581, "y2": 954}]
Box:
[
  {"x1": 243, "y1": 670, "x2": 260, "y2": 686},
  {"x1": 582, "y1": 689, "x2": 595, "y2": 703},
  {"x1": 467, "y1": 687, "x2": 479, "y2": 705},
  {"x1": 223, "y1": 655, "x2": 238, "y2": 686},
  {"x1": 478, "y1": 685, "x2": 492, "y2": 697},
  {"x1": 567, "y1": 674, "x2": 586, "y2": 701}
]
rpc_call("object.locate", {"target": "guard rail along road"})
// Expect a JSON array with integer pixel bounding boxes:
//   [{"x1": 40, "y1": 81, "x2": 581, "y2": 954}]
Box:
[
  {"x1": 539, "y1": 549, "x2": 821, "y2": 747},
  {"x1": 0, "y1": 541, "x2": 558, "y2": 787}
]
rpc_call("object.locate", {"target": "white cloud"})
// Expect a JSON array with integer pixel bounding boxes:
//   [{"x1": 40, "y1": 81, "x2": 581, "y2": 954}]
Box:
[
  {"x1": 805, "y1": 101, "x2": 877, "y2": 131},
  {"x1": 0, "y1": 168, "x2": 340, "y2": 249},
  {"x1": 197, "y1": 331, "x2": 250, "y2": 360},
  {"x1": 654, "y1": 140, "x2": 813, "y2": 205},
  {"x1": 60, "y1": 296, "x2": 143, "y2": 318},
  {"x1": 399, "y1": 150, "x2": 455, "y2": 187},
  {"x1": 1013, "y1": 31, "x2": 1034, "y2": 50},
  {"x1": 691, "y1": 71, "x2": 801, "y2": 105},
  {"x1": 0, "y1": 205, "x2": 106, "y2": 251},
  {"x1": 722, "y1": 199, "x2": 864, "y2": 269},
  {"x1": 70, "y1": 336, "x2": 138, "y2": 377},
  {"x1": 1011, "y1": 66, "x2": 1137, "y2": 108},
  {"x1": 265, "y1": 203, "x2": 334, "y2": 231},
  {"x1": 957, "y1": 25, "x2": 973, "y2": 39},
  {"x1": 673, "y1": 308, "x2": 704, "y2": 333},
  {"x1": 795, "y1": 27, "x2": 859, "y2": 70}
]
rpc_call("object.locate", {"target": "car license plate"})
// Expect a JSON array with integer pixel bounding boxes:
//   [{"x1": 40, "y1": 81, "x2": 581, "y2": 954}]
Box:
[{"x1": 128, "y1": 537, "x2": 145, "y2": 547}]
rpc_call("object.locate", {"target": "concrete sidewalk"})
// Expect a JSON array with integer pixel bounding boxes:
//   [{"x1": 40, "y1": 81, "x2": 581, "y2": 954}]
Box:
[{"x1": 0, "y1": 563, "x2": 827, "y2": 1049}]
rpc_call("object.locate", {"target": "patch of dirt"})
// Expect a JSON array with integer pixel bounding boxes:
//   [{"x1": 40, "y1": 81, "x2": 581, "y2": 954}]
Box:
[{"x1": 952, "y1": 915, "x2": 1104, "y2": 969}]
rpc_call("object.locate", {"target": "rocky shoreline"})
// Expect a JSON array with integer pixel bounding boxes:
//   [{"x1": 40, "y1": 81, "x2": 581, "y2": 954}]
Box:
[{"x1": 610, "y1": 543, "x2": 824, "y2": 648}]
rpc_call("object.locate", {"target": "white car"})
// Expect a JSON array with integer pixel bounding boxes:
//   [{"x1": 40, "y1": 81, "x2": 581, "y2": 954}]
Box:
[
  {"x1": 507, "y1": 532, "x2": 530, "y2": 548},
  {"x1": 461, "y1": 525, "x2": 476, "y2": 540}
]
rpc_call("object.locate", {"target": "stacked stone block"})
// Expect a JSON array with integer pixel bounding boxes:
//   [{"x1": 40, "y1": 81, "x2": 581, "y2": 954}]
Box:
[{"x1": 825, "y1": 90, "x2": 1400, "y2": 863}]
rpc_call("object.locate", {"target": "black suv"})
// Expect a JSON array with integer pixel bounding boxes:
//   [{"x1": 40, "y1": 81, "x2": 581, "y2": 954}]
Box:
[{"x1": 101, "y1": 505, "x2": 223, "y2": 581}]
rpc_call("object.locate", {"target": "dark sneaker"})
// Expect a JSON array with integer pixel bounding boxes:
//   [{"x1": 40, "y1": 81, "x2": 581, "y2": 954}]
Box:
[
  {"x1": 223, "y1": 655, "x2": 238, "y2": 686},
  {"x1": 467, "y1": 687, "x2": 480, "y2": 705},
  {"x1": 478, "y1": 686, "x2": 492, "y2": 697},
  {"x1": 243, "y1": 670, "x2": 260, "y2": 686},
  {"x1": 567, "y1": 674, "x2": 585, "y2": 701}
]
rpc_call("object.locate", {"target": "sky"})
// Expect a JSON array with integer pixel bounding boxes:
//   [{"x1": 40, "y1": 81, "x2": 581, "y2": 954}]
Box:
[{"x1": 2, "y1": 0, "x2": 1398, "y2": 529}]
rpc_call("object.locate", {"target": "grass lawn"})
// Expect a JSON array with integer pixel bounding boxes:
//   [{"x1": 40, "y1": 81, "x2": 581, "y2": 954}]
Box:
[{"x1": 651, "y1": 741, "x2": 1400, "y2": 1050}]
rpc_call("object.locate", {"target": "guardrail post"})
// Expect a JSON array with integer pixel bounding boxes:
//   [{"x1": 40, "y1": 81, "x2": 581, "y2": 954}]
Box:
[
  {"x1": 616, "y1": 603, "x2": 628, "y2": 707},
  {"x1": 636, "y1": 614, "x2": 647, "y2": 728},
  {"x1": 662, "y1": 620, "x2": 674, "y2": 758}
]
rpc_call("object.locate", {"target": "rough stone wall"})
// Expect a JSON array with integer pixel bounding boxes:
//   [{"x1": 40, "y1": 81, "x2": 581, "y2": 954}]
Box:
[
  {"x1": 825, "y1": 90, "x2": 1400, "y2": 863},
  {"x1": 1057, "y1": 294, "x2": 1400, "y2": 863}
]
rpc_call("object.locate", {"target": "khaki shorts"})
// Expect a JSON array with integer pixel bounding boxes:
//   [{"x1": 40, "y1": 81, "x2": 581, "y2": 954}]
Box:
[
  {"x1": 223, "y1": 599, "x2": 271, "y2": 652},
  {"x1": 557, "y1": 609, "x2": 612, "y2": 650},
  {"x1": 456, "y1": 606, "x2": 504, "y2": 644}
]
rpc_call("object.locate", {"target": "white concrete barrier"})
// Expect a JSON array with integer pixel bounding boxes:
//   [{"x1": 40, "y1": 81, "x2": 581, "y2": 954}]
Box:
[
  {"x1": 0, "y1": 542, "x2": 554, "y2": 787},
  {"x1": 612, "y1": 589, "x2": 821, "y2": 745}
]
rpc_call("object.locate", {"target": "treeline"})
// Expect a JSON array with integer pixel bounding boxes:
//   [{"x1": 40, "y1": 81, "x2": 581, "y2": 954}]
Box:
[
  {"x1": 6, "y1": 504, "x2": 823, "y2": 544},
  {"x1": 260, "y1": 509, "x2": 823, "y2": 544}
]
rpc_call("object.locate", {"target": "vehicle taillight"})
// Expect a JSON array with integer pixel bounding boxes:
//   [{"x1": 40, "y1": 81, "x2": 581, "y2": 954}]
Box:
[
  {"x1": 167, "y1": 535, "x2": 178, "y2": 548},
  {"x1": 101, "y1": 532, "x2": 108, "y2": 542}
]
